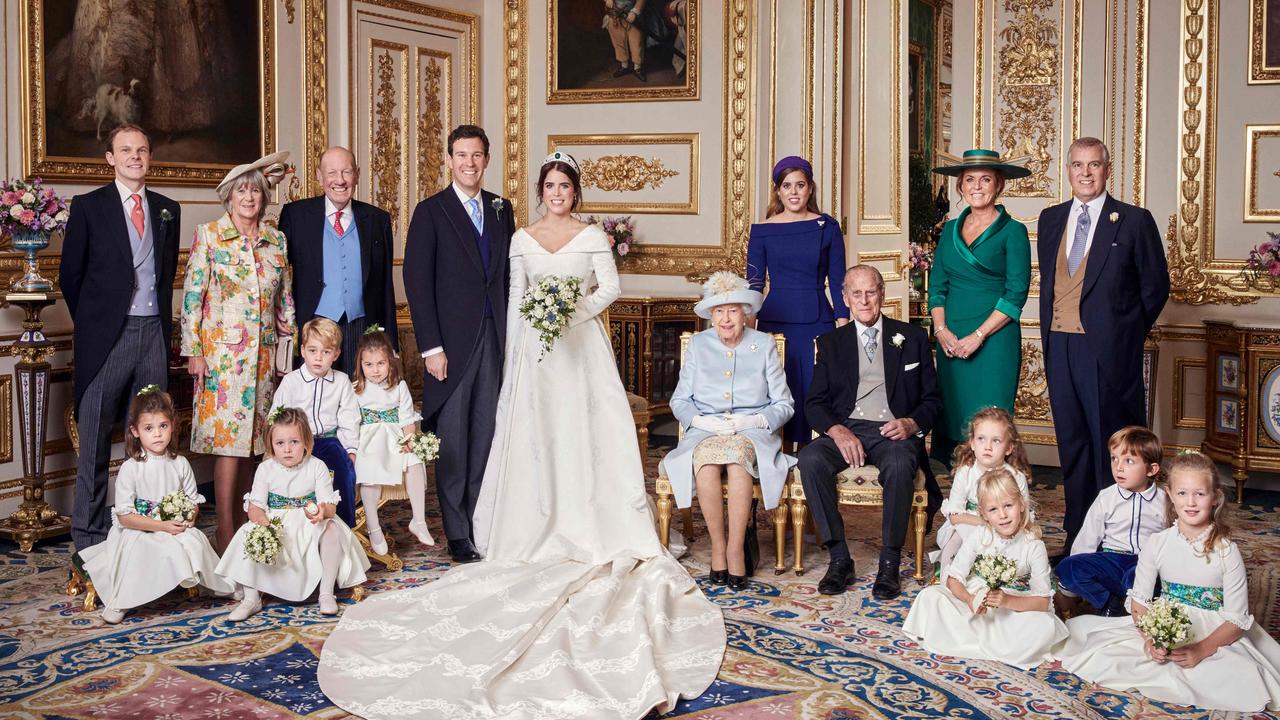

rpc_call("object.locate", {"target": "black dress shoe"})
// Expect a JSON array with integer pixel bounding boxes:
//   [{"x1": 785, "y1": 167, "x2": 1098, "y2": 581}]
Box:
[
  {"x1": 872, "y1": 555, "x2": 902, "y2": 600},
  {"x1": 448, "y1": 539, "x2": 483, "y2": 564},
  {"x1": 612, "y1": 65, "x2": 631, "y2": 78},
  {"x1": 727, "y1": 574, "x2": 748, "y2": 591},
  {"x1": 817, "y1": 559, "x2": 855, "y2": 595},
  {"x1": 634, "y1": 67, "x2": 647, "y2": 82},
  {"x1": 709, "y1": 569, "x2": 728, "y2": 585}
]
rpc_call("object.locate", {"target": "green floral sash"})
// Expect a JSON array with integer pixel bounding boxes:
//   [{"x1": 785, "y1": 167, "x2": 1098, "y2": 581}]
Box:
[
  {"x1": 1161, "y1": 580, "x2": 1223, "y2": 611},
  {"x1": 268, "y1": 491, "x2": 317, "y2": 510}
]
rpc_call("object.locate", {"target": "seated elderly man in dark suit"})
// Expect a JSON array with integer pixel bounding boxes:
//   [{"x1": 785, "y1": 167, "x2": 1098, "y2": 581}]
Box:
[{"x1": 798, "y1": 264, "x2": 943, "y2": 600}]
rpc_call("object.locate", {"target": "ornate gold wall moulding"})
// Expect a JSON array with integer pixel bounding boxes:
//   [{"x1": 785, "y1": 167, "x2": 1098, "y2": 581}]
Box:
[
  {"x1": 1028, "y1": 262, "x2": 1040, "y2": 297},
  {"x1": 1250, "y1": 0, "x2": 1280, "y2": 84},
  {"x1": 504, "y1": 0, "x2": 529, "y2": 225},
  {"x1": 858, "y1": 0, "x2": 904, "y2": 234},
  {"x1": 304, "y1": 0, "x2": 328, "y2": 198},
  {"x1": 0, "y1": 375, "x2": 11, "y2": 464},
  {"x1": 1020, "y1": 431, "x2": 1057, "y2": 446},
  {"x1": 547, "y1": 133, "x2": 699, "y2": 215},
  {"x1": 546, "y1": 0, "x2": 699, "y2": 104},
  {"x1": 20, "y1": 0, "x2": 276, "y2": 187},
  {"x1": 1172, "y1": 355, "x2": 1207, "y2": 429},
  {"x1": 1168, "y1": 0, "x2": 1260, "y2": 306},
  {"x1": 1245, "y1": 125, "x2": 1280, "y2": 221},
  {"x1": 1014, "y1": 340, "x2": 1052, "y2": 426},
  {"x1": 417, "y1": 52, "x2": 449, "y2": 199},
  {"x1": 370, "y1": 44, "x2": 409, "y2": 237},
  {"x1": 284, "y1": 0, "x2": 296, "y2": 23},
  {"x1": 994, "y1": 0, "x2": 1060, "y2": 198},
  {"x1": 883, "y1": 297, "x2": 903, "y2": 320},
  {"x1": 856, "y1": 250, "x2": 905, "y2": 282},
  {"x1": 580, "y1": 156, "x2": 679, "y2": 193}
]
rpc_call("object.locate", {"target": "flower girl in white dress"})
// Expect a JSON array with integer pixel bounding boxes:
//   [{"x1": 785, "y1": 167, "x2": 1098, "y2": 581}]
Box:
[
  {"x1": 351, "y1": 327, "x2": 434, "y2": 555},
  {"x1": 80, "y1": 387, "x2": 233, "y2": 624},
  {"x1": 933, "y1": 407, "x2": 1032, "y2": 576},
  {"x1": 903, "y1": 467, "x2": 1067, "y2": 669},
  {"x1": 218, "y1": 408, "x2": 369, "y2": 620},
  {"x1": 1057, "y1": 451, "x2": 1280, "y2": 712}
]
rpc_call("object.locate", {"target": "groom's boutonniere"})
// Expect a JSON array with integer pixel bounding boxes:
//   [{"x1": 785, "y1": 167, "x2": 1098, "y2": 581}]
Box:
[
  {"x1": 159, "y1": 208, "x2": 174, "y2": 224},
  {"x1": 891, "y1": 333, "x2": 905, "y2": 348},
  {"x1": 1109, "y1": 211, "x2": 1119, "y2": 223}
]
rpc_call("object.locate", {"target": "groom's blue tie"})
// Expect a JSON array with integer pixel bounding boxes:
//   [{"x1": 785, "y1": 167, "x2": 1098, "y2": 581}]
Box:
[{"x1": 467, "y1": 197, "x2": 483, "y2": 234}]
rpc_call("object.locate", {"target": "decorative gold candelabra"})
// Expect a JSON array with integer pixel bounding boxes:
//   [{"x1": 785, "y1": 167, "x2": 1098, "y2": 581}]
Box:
[{"x1": 0, "y1": 291, "x2": 69, "y2": 551}]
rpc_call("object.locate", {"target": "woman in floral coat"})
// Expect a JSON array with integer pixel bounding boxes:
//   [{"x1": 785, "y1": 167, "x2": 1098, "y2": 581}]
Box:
[{"x1": 181, "y1": 151, "x2": 295, "y2": 551}]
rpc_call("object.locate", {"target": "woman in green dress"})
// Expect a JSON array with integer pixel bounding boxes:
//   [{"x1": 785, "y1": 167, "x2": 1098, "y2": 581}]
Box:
[{"x1": 928, "y1": 150, "x2": 1032, "y2": 465}]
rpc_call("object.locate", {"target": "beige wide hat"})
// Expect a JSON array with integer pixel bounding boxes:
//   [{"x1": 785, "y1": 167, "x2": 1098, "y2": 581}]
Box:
[
  {"x1": 694, "y1": 271, "x2": 764, "y2": 319},
  {"x1": 216, "y1": 150, "x2": 291, "y2": 194}
]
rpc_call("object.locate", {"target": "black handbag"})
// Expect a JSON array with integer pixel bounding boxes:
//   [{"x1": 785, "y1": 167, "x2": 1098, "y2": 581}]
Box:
[{"x1": 743, "y1": 498, "x2": 760, "y2": 576}]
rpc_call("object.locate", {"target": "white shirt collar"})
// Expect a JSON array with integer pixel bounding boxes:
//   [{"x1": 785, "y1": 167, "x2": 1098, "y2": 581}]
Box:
[
  {"x1": 324, "y1": 196, "x2": 352, "y2": 221},
  {"x1": 452, "y1": 182, "x2": 482, "y2": 207},
  {"x1": 300, "y1": 365, "x2": 334, "y2": 384},
  {"x1": 1116, "y1": 482, "x2": 1159, "y2": 501},
  {"x1": 852, "y1": 314, "x2": 884, "y2": 338},
  {"x1": 115, "y1": 179, "x2": 146, "y2": 205},
  {"x1": 1071, "y1": 191, "x2": 1108, "y2": 217}
]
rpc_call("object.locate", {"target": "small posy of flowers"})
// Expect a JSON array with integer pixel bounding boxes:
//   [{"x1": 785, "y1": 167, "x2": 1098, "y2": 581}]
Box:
[
  {"x1": 399, "y1": 431, "x2": 441, "y2": 464},
  {"x1": 972, "y1": 553, "x2": 1019, "y2": 590},
  {"x1": 1246, "y1": 231, "x2": 1280, "y2": 278},
  {"x1": 891, "y1": 332, "x2": 905, "y2": 348},
  {"x1": 908, "y1": 241, "x2": 933, "y2": 272},
  {"x1": 1136, "y1": 596, "x2": 1193, "y2": 651},
  {"x1": 245, "y1": 517, "x2": 285, "y2": 564},
  {"x1": 154, "y1": 490, "x2": 196, "y2": 523},
  {"x1": 1109, "y1": 211, "x2": 1120, "y2": 223},
  {"x1": 587, "y1": 215, "x2": 637, "y2": 260},
  {"x1": 0, "y1": 178, "x2": 70, "y2": 236},
  {"x1": 519, "y1": 274, "x2": 585, "y2": 359}
]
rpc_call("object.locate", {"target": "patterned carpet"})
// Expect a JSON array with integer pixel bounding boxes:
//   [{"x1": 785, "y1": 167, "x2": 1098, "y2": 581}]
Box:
[{"x1": 3, "y1": 451, "x2": 1280, "y2": 720}]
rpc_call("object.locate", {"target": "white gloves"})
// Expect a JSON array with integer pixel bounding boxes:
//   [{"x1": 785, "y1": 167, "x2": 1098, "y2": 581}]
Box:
[
  {"x1": 690, "y1": 414, "x2": 768, "y2": 435},
  {"x1": 690, "y1": 415, "x2": 735, "y2": 435}
]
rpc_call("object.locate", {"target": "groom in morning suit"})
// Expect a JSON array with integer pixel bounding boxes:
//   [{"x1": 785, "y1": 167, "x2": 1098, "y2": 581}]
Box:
[
  {"x1": 279, "y1": 146, "x2": 399, "y2": 374},
  {"x1": 798, "y1": 265, "x2": 943, "y2": 600},
  {"x1": 1037, "y1": 137, "x2": 1168, "y2": 557},
  {"x1": 59, "y1": 124, "x2": 181, "y2": 551},
  {"x1": 404, "y1": 125, "x2": 514, "y2": 564}
]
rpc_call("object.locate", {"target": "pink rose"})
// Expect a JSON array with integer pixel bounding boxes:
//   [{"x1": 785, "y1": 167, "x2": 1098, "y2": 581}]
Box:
[
  {"x1": 2, "y1": 191, "x2": 19, "y2": 205},
  {"x1": 1269, "y1": 260, "x2": 1280, "y2": 277},
  {"x1": 18, "y1": 209, "x2": 35, "y2": 226},
  {"x1": 617, "y1": 243, "x2": 629, "y2": 256}
]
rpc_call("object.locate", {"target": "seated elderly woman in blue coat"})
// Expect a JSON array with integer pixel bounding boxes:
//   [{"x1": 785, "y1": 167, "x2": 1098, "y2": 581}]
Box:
[{"x1": 664, "y1": 272, "x2": 797, "y2": 591}]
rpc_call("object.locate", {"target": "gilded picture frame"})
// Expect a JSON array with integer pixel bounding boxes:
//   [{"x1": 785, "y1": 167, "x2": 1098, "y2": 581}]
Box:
[
  {"x1": 547, "y1": 0, "x2": 699, "y2": 104},
  {"x1": 547, "y1": 133, "x2": 699, "y2": 215},
  {"x1": 1251, "y1": 0, "x2": 1280, "y2": 84},
  {"x1": 20, "y1": 0, "x2": 276, "y2": 186}
]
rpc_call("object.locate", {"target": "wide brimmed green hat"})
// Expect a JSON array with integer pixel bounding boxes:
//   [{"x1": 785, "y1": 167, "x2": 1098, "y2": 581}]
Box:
[{"x1": 931, "y1": 149, "x2": 1031, "y2": 179}]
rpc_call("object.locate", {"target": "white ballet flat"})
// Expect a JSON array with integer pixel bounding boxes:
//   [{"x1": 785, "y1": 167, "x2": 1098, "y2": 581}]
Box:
[
  {"x1": 369, "y1": 528, "x2": 389, "y2": 555},
  {"x1": 318, "y1": 594, "x2": 339, "y2": 616},
  {"x1": 228, "y1": 596, "x2": 262, "y2": 622},
  {"x1": 408, "y1": 520, "x2": 436, "y2": 546},
  {"x1": 101, "y1": 608, "x2": 125, "y2": 624}
]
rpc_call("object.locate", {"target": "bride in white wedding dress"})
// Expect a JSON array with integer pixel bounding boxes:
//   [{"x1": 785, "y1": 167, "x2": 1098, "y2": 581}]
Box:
[{"x1": 318, "y1": 153, "x2": 726, "y2": 719}]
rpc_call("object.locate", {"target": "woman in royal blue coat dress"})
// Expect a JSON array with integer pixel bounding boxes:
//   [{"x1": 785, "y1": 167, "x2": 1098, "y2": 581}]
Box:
[{"x1": 746, "y1": 156, "x2": 850, "y2": 444}]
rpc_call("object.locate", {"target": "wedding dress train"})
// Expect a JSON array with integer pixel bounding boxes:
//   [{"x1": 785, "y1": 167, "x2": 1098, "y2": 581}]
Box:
[{"x1": 318, "y1": 225, "x2": 725, "y2": 719}]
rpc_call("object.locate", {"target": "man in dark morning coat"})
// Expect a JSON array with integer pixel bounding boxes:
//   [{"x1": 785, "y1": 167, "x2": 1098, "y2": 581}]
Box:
[
  {"x1": 279, "y1": 146, "x2": 398, "y2": 375},
  {"x1": 1038, "y1": 137, "x2": 1169, "y2": 558},
  {"x1": 798, "y1": 265, "x2": 943, "y2": 600},
  {"x1": 403, "y1": 125, "x2": 514, "y2": 564},
  {"x1": 59, "y1": 124, "x2": 181, "y2": 551}
]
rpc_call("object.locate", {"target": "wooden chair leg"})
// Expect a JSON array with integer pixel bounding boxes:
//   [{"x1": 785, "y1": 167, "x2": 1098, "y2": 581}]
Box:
[
  {"x1": 912, "y1": 490, "x2": 928, "y2": 583},
  {"x1": 790, "y1": 495, "x2": 807, "y2": 575},
  {"x1": 771, "y1": 503, "x2": 788, "y2": 575},
  {"x1": 656, "y1": 491, "x2": 672, "y2": 547}
]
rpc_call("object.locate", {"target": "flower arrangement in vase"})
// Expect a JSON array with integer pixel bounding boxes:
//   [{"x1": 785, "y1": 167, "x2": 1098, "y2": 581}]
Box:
[
  {"x1": 587, "y1": 215, "x2": 638, "y2": 262},
  {"x1": 0, "y1": 178, "x2": 70, "y2": 292}
]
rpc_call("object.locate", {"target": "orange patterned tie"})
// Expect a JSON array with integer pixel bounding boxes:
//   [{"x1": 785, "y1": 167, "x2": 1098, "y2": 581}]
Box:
[{"x1": 129, "y1": 194, "x2": 145, "y2": 237}]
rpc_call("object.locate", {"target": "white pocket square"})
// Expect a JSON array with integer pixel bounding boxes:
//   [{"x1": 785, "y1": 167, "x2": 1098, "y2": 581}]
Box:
[{"x1": 904, "y1": 362, "x2": 919, "y2": 371}]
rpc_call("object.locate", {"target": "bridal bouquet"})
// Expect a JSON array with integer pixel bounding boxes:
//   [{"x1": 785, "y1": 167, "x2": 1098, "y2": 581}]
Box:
[
  {"x1": 518, "y1": 275, "x2": 585, "y2": 359},
  {"x1": 244, "y1": 517, "x2": 285, "y2": 564},
  {"x1": 399, "y1": 431, "x2": 441, "y2": 464},
  {"x1": 1136, "y1": 597, "x2": 1193, "y2": 651},
  {"x1": 154, "y1": 490, "x2": 197, "y2": 523},
  {"x1": 972, "y1": 553, "x2": 1019, "y2": 590}
]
